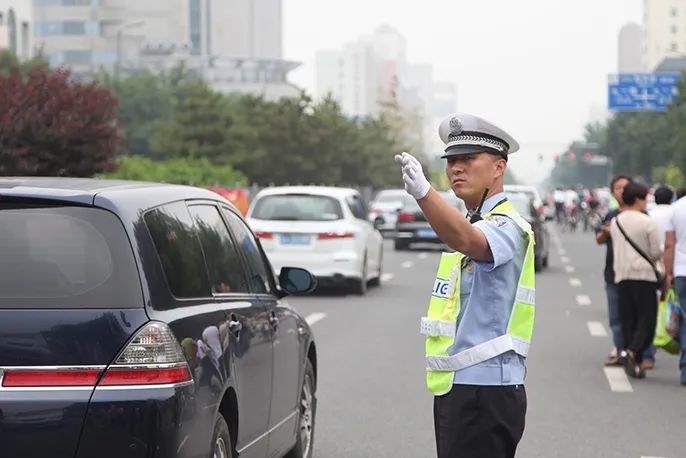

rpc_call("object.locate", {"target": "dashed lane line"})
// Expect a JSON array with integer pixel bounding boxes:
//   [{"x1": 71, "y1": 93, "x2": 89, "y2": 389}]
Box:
[
  {"x1": 569, "y1": 278, "x2": 582, "y2": 287},
  {"x1": 305, "y1": 313, "x2": 326, "y2": 326},
  {"x1": 561, "y1": 256, "x2": 570, "y2": 264},
  {"x1": 587, "y1": 321, "x2": 608, "y2": 337},
  {"x1": 603, "y1": 367, "x2": 633, "y2": 393},
  {"x1": 564, "y1": 265, "x2": 575, "y2": 273},
  {"x1": 401, "y1": 261, "x2": 414, "y2": 269},
  {"x1": 418, "y1": 253, "x2": 428, "y2": 260},
  {"x1": 381, "y1": 273, "x2": 394, "y2": 282},
  {"x1": 558, "y1": 249, "x2": 566, "y2": 256},
  {"x1": 576, "y1": 295, "x2": 592, "y2": 306}
]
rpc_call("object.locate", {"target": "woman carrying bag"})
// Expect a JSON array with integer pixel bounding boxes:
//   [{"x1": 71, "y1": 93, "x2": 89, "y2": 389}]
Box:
[{"x1": 610, "y1": 182, "x2": 663, "y2": 379}]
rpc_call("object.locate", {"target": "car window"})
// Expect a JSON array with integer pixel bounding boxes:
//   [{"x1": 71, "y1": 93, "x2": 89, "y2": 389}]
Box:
[
  {"x1": 0, "y1": 202, "x2": 143, "y2": 309},
  {"x1": 507, "y1": 194, "x2": 534, "y2": 217},
  {"x1": 346, "y1": 194, "x2": 368, "y2": 220},
  {"x1": 188, "y1": 205, "x2": 251, "y2": 295},
  {"x1": 145, "y1": 202, "x2": 212, "y2": 299},
  {"x1": 222, "y1": 208, "x2": 273, "y2": 295},
  {"x1": 251, "y1": 194, "x2": 343, "y2": 221}
]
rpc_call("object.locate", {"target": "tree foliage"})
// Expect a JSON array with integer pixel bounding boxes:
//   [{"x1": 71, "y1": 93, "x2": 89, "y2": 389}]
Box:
[
  {"x1": 102, "y1": 156, "x2": 246, "y2": 186},
  {"x1": 550, "y1": 70, "x2": 686, "y2": 187},
  {"x1": 0, "y1": 66, "x2": 123, "y2": 176}
]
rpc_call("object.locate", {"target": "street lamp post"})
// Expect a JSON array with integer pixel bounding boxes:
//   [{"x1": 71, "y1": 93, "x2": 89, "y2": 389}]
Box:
[{"x1": 115, "y1": 20, "x2": 145, "y2": 78}]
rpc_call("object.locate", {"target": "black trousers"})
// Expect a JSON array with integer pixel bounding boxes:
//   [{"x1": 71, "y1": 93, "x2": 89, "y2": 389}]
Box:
[
  {"x1": 433, "y1": 385, "x2": 527, "y2": 458},
  {"x1": 618, "y1": 280, "x2": 658, "y2": 362}
]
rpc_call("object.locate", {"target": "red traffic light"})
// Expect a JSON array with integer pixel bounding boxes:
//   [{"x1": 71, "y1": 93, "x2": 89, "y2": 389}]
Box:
[
  {"x1": 583, "y1": 152, "x2": 593, "y2": 161},
  {"x1": 567, "y1": 151, "x2": 576, "y2": 160}
]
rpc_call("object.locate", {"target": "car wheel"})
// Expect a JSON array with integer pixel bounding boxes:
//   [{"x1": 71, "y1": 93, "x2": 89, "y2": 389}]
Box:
[
  {"x1": 534, "y1": 256, "x2": 543, "y2": 272},
  {"x1": 369, "y1": 249, "x2": 383, "y2": 287},
  {"x1": 542, "y1": 254, "x2": 549, "y2": 268},
  {"x1": 350, "y1": 256, "x2": 368, "y2": 295},
  {"x1": 394, "y1": 239, "x2": 408, "y2": 251},
  {"x1": 286, "y1": 359, "x2": 316, "y2": 458},
  {"x1": 210, "y1": 413, "x2": 234, "y2": 458}
]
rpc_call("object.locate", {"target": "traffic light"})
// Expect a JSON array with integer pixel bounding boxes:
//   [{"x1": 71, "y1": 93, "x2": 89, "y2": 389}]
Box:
[
  {"x1": 583, "y1": 152, "x2": 593, "y2": 161},
  {"x1": 567, "y1": 151, "x2": 576, "y2": 160},
  {"x1": 554, "y1": 154, "x2": 560, "y2": 162},
  {"x1": 537, "y1": 154, "x2": 544, "y2": 164}
]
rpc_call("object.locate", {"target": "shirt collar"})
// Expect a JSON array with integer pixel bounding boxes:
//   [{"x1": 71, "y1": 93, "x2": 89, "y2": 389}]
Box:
[{"x1": 479, "y1": 191, "x2": 507, "y2": 215}]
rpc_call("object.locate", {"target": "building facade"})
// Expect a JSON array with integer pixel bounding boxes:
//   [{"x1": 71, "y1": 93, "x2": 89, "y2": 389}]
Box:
[
  {"x1": 644, "y1": 0, "x2": 686, "y2": 70},
  {"x1": 0, "y1": 0, "x2": 32, "y2": 59},
  {"x1": 618, "y1": 22, "x2": 645, "y2": 72}
]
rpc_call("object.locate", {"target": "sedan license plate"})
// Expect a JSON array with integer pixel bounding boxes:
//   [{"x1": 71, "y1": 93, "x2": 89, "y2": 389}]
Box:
[
  {"x1": 279, "y1": 234, "x2": 312, "y2": 246},
  {"x1": 417, "y1": 229, "x2": 437, "y2": 238}
]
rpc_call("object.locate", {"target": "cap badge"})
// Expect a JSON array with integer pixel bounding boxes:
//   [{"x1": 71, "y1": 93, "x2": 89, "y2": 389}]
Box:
[{"x1": 449, "y1": 116, "x2": 463, "y2": 136}]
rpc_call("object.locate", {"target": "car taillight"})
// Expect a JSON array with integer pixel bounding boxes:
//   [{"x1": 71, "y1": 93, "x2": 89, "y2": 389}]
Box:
[
  {"x1": 397, "y1": 211, "x2": 416, "y2": 222},
  {"x1": 2, "y1": 369, "x2": 102, "y2": 387},
  {"x1": 255, "y1": 231, "x2": 273, "y2": 239},
  {"x1": 535, "y1": 205, "x2": 544, "y2": 216},
  {"x1": 318, "y1": 232, "x2": 354, "y2": 240},
  {"x1": 100, "y1": 322, "x2": 191, "y2": 386},
  {"x1": 0, "y1": 323, "x2": 191, "y2": 388}
]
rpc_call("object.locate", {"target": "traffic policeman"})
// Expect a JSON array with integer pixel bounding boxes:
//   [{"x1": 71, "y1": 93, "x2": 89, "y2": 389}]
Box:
[{"x1": 394, "y1": 112, "x2": 535, "y2": 458}]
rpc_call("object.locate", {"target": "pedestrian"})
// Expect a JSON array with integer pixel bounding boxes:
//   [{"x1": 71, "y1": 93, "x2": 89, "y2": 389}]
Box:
[
  {"x1": 595, "y1": 175, "x2": 632, "y2": 366},
  {"x1": 395, "y1": 112, "x2": 534, "y2": 458},
  {"x1": 610, "y1": 182, "x2": 662, "y2": 379},
  {"x1": 663, "y1": 193, "x2": 686, "y2": 385},
  {"x1": 641, "y1": 185, "x2": 676, "y2": 369}
]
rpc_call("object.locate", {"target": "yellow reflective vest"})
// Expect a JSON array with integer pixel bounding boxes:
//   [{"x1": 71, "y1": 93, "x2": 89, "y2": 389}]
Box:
[{"x1": 420, "y1": 200, "x2": 535, "y2": 395}]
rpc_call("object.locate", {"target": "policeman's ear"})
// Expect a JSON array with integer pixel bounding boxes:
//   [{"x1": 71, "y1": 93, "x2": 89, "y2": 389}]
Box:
[{"x1": 491, "y1": 156, "x2": 507, "y2": 179}]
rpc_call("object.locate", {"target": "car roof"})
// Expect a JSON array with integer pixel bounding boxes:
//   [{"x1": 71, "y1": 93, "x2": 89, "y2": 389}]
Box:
[
  {"x1": 253, "y1": 186, "x2": 358, "y2": 199},
  {"x1": 0, "y1": 177, "x2": 235, "y2": 212}
]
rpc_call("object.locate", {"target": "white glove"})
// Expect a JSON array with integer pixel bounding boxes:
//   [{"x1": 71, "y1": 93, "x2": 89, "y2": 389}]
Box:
[{"x1": 394, "y1": 152, "x2": 431, "y2": 200}]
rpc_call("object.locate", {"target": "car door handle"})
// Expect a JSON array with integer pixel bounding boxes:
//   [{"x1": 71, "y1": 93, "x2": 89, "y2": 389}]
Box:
[{"x1": 269, "y1": 311, "x2": 279, "y2": 330}]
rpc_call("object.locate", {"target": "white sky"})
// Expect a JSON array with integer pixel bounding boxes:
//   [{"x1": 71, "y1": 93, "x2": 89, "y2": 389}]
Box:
[{"x1": 282, "y1": 0, "x2": 643, "y2": 184}]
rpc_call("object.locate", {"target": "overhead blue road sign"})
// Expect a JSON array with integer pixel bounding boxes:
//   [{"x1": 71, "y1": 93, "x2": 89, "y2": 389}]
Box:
[{"x1": 608, "y1": 72, "x2": 682, "y2": 112}]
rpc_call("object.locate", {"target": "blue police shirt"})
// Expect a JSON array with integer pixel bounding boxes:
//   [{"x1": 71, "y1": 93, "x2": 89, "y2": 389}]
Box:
[{"x1": 451, "y1": 192, "x2": 529, "y2": 386}]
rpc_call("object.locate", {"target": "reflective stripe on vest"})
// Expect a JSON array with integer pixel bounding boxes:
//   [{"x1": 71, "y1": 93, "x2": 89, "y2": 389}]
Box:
[{"x1": 421, "y1": 200, "x2": 536, "y2": 395}]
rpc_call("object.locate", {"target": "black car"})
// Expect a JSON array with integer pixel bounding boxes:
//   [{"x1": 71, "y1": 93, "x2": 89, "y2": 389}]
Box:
[
  {"x1": 394, "y1": 192, "x2": 466, "y2": 250},
  {"x1": 506, "y1": 191, "x2": 551, "y2": 271},
  {"x1": 0, "y1": 178, "x2": 318, "y2": 458}
]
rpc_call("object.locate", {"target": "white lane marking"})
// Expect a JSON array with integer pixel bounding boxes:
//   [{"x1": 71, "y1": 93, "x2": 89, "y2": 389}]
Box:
[
  {"x1": 305, "y1": 313, "x2": 326, "y2": 326},
  {"x1": 569, "y1": 278, "x2": 582, "y2": 287},
  {"x1": 603, "y1": 367, "x2": 633, "y2": 392},
  {"x1": 418, "y1": 253, "x2": 428, "y2": 260},
  {"x1": 641, "y1": 456, "x2": 669, "y2": 458},
  {"x1": 401, "y1": 261, "x2": 414, "y2": 269},
  {"x1": 381, "y1": 273, "x2": 394, "y2": 282},
  {"x1": 564, "y1": 265, "x2": 575, "y2": 273},
  {"x1": 558, "y1": 249, "x2": 566, "y2": 256},
  {"x1": 561, "y1": 256, "x2": 570, "y2": 264},
  {"x1": 576, "y1": 295, "x2": 592, "y2": 306},
  {"x1": 587, "y1": 321, "x2": 608, "y2": 337}
]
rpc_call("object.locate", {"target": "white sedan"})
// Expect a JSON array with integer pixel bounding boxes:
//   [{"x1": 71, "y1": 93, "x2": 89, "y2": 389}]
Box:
[{"x1": 247, "y1": 186, "x2": 384, "y2": 295}]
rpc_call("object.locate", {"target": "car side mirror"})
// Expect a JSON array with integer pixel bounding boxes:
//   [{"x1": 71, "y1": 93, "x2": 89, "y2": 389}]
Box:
[
  {"x1": 278, "y1": 267, "x2": 317, "y2": 297},
  {"x1": 373, "y1": 216, "x2": 385, "y2": 229}
]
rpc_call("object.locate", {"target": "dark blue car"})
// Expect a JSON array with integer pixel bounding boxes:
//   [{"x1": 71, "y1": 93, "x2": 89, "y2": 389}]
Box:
[{"x1": 0, "y1": 178, "x2": 318, "y2": 458}]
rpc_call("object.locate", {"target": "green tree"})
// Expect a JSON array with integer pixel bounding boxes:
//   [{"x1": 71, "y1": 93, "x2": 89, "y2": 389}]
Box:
[
  {"x1": 103, "y1": 156, "x2": 246, "y2": 186},
  {"x1": 0, "y1": 49, "x2": 49, "y2": 79},
  {"x1": 102, "y1": 70, "x2": 175, "y2": 157},
  {"x1": 150, "y1": 79, "x2": 233, "y2": 162}
]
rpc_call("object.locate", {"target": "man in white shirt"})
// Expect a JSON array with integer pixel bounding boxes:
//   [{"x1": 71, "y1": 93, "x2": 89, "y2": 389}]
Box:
[
  {"x1": 664, "y1": 194, "x2": 686, "y2": 386},
  {"x1": 642, "y1": 186, "x2": 675, "y2": 369},
  {"x1": 650, "y1": 186, "x2": 675, "y2": 250}
]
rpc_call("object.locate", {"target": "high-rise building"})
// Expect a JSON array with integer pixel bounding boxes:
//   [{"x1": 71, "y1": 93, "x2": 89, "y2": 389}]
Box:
[
  {"x1": 618, "y1": 22, "x2": 645, "y2": 72},
  {"x1": 644, "y1": 0, "x2": 686, "y2": 70},
  {"x1": 315, "y1": 25, "x2": 458, "y2": 155},
  {"x1": 0, "y1": 0, "x2": 32, "y2": 59}
]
